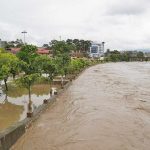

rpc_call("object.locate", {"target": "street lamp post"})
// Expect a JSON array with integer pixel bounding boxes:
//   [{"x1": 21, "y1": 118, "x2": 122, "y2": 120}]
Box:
[
  {"x1": 102, "y1": 42, "x2": 105, "y2": 53},
  {"x1": 21, "y1": 30, "x2": 27, "y2": 44}
]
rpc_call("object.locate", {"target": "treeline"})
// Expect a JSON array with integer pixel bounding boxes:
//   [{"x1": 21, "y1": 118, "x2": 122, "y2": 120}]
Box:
[
  {"x1": 2, "y1": 39, "x2": 24, "y2": 49},
  {"x1": 45, "y1": 39, "x2": 91, "y2": 52},
  {"x1": 2, "y1": 38, "x2": 92, "y2": 53},
  {"x1": 105, "y1": 50, "x2": 145, "y2": 62}
]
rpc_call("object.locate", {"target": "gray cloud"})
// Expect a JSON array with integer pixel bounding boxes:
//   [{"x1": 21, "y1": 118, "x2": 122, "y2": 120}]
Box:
[
  {"x1": 106, "y1": 0, "x2": 150, "y2": 15},
  {"x1": 0, "y1": 0, "x2": 150, "y2": 50}
]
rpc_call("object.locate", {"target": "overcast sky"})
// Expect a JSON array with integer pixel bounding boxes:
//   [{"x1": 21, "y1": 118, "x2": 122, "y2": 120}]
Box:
[{"x1": 0, "y1": 0, "x2": 150, "y2": 50}]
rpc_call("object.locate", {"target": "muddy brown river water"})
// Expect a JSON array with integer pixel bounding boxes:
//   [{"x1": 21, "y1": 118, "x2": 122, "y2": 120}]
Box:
[{"x1": 12, "y1": 62, "x2": 150, "y2": 150}]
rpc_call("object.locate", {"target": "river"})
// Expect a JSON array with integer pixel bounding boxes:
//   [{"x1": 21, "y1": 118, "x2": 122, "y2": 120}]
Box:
[{"x1": 12, "y1": 62, "x2": 150, "y2": 150}]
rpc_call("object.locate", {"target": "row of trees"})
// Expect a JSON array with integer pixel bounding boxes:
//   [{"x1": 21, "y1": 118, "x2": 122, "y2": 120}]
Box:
[
  {"x1": 105, "y1": 50, "x2": 144, "y2": 62},
  {"x1": 3, "y1": 39, "x2": 24, "y2": 49},
  {"x1": 0, "y1": 41, "x2": 95, "y2": 112},
  {"x1": 66, "y1": 39, "x2": 91, "y2": 53},
  {"x1": 43, "y1": 39, "x2": 91, "y2": 53}
]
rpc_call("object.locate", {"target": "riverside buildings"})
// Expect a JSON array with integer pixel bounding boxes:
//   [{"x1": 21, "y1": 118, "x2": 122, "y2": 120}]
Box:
[{"x1": 89, "y1": 42, "x2": 105, "y2": 58}]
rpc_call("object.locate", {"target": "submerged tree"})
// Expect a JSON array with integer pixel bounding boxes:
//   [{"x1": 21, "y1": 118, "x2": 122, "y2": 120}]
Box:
[
  {"x1": 17, "y1": 74, "x2": 40, "y2": 101},
  {"x1": 16, "y1": 73, "x2": 40, "y2": 113},
  {"x1": 51, "y1": 40, "x2": 72, "y2": 87},
  {"x1": 16, "y1": 45, "x2": 40, "y2": 114},
  {"x1": 0, "y1": 53, "x2": 19, "y2": 91},
  {"x1": 34, "y1": 55, "x2": 57, "y2": 97}
]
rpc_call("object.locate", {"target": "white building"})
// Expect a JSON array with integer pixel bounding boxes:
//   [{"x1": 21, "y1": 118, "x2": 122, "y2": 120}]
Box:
[{"x1": 89, "y1": 42, "x2": 105, "y2": 58}]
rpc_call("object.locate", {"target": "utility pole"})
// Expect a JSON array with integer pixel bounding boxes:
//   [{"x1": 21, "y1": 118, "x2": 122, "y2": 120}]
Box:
[
  {"x1": 102, "y1": 42, "x2": 105, "y2": 53},
  {"x1": 21, "y1": 30, "x2": 27, "y2": 44}
]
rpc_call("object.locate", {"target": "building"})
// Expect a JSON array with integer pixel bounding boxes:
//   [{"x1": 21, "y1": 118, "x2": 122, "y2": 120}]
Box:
[
  {"x1": 10, "y1": 48, "x2": 21, "y2": 54},
  {"x1": 89, "y1": 42, "x2": 105, "y2": 58},
  {"x1": 37, "y1": 48, "x2": 50, "y2": 55},
  {"x1": 9, "y1": 47, "x2": 51, "y2": 56}
]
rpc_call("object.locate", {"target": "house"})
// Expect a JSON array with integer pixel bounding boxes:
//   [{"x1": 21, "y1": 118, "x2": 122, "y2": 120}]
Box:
[
  {"x1": 9, "y1": 47, "x2": 51, "y2": 56},
  {"x1": 37, "y1": 48, "x2": 50, "y2": 55},
  {"x1": 10, "y1": 48, "x2": 21, "y2": 54},
  {"x1": 89, "y1": 42, "x2": 105, "y2": 58}
]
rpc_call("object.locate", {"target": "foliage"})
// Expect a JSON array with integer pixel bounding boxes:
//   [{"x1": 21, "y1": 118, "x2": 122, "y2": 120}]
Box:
[
  {"x1": 16, "y1": 73, "x2": 40, "y2": 90},
  {"x1": 0, "y1": 53, "x2": 19, "y2": 91},
  {"x1": 17, "y1": 45, "x2": 38, "y2": 64},
  {"x1": 105, "y1": 50, "x2": 145, "y2": 62},
  {"x1": 35, "y1": 55, "x2": 57, "y2": 82},
  {"x1": 68, "y1": 58, "x2": 91, "y2": 74},
  {"x1": 16, "y1": 45, "x2": 40, "y2": 101},
  {"x1": 49, "y1": 39, "x2": 91, "y2": 55},
  {"x1": 55, "y1": 54, "x2": 71, "y2": 76},
  {"x1": 17, "y1": 45, "x2": 39, "y2": 75},
  {"x1": 0, "y1": 48, "x2": 6, "y2": 53},
  {"x1": 4, "y1": 39, "x2": 24, "y2": 49},
  {"x1": 71, "y1": 39, "x2": 91, "y2": 53},
  {"x1": 137, "y1": 51, "x2": 144, "y2": 58},
  {"x1": 51, "y1": 40, "x2": 72, "y2": 57},
  {"x1": 51, "y1": 41, "x2": 72, "y2": 77}
]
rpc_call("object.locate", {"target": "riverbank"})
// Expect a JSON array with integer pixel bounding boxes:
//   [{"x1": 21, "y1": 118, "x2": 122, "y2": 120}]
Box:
[{"x1": 11, "y1": 62, "x2": 150, "y2": 150}]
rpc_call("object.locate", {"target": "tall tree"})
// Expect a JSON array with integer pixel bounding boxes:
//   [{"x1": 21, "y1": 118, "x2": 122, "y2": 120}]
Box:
[
  {"x1": 51, "y1": 40, "x2": 71, "y2": 87},
  {"x1": 0, "y1": 53, "x2": 19, "y2": 91},
  {"x1": 16, "y1": 45, "x2": 40, "y2": 114},
  {"x1": 137, "y1": 51, "x2": 144, "y2": 58},
  {"x1": 17, "y1": 44, "x2": 39, "y2": 74},
  {"x1": 35, "y1": 55, "x2": 57, "y2": 96}
]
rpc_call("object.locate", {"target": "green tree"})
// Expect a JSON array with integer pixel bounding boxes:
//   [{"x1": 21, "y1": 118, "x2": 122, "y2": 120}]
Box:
[
  {"x1": 108, "y1": 50, "x2": 121, "y2": 62},
  {"x1": 17, "y1": 44, "x2": 39, "y2": 74},
  {"x1": 16, "y1": 45, "x2": 40, "y2": 112},
  {"x1": 34, "y1": 55, "x2": 57, "y2": 96},
  {"x1": 0, "y1": 53, "x2": 19, "y2": 91},
  {"x1": 0, "y1": 48, "x2": 6, "y2": 53},
  {"x1": 15, "y1": 39, "x2": 24, "y2": 48},
  {"x1": 16, "y1": 74, "x2": 40, "y2": 101},
  {"x1": 51, "y1": 40, "x2": 71, "y2": 87},
  {"x1": 137, "y1": 51, "x2": 144, "y2": 58}
]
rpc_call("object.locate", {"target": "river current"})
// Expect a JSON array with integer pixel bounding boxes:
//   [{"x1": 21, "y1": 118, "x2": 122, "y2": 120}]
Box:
[{"x1": 12, "y1": 62, "x2": 150, "y2": 150}]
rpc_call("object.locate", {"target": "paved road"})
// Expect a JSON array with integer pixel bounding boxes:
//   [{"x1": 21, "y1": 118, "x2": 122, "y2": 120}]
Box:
[{"x1": 12, "y1": 63, "x2": 150, "y2": 150}]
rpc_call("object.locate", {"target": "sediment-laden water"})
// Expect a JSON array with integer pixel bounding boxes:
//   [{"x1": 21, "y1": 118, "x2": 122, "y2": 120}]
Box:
[
  {"x1": 12, "y1": 62, "x2": 150, "y2": 150},
  {"x1": 0, "y1": 82, "x2": 60, "y2": 131}
]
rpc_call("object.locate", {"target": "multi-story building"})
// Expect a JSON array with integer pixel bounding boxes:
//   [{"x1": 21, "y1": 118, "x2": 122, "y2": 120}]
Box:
[{"x1": 89, "y1": 42, "x2": 105, "y2": 58}]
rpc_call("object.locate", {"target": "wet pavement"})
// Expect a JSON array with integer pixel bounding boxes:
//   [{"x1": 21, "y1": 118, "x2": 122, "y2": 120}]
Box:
[{"x1": 12, "y1": 62, "x2": 150, "y2": 150}]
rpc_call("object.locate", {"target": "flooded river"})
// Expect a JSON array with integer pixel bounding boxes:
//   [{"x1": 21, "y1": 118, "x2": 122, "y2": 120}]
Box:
[{"x1": 12, "y1": 62, "x2": 150, "y2": 150}]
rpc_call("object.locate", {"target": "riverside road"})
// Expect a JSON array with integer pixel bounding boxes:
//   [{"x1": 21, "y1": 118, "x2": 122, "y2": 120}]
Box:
[{"x1": 12, "y1": 62, "x2": 150, "y2": 150}]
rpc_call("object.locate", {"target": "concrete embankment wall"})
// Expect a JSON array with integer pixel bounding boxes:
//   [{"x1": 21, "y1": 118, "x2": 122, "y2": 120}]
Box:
[{"x1": 0, "y1": 120, "x2": 27, "y2": 150}]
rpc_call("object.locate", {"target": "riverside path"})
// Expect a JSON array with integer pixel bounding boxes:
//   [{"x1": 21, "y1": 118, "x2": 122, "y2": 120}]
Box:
[{"x1": 12, "y1": 62, "x2": 150, "y2": 150}]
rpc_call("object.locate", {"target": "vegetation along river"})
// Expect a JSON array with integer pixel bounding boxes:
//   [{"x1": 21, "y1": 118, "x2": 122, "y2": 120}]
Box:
[{"x1": 12, "y1": 62, "x2": 150, "y2": 150}]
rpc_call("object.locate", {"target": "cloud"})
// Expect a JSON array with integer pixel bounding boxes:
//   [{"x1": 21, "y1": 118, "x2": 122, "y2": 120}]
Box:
[
  {"x1": 106, "y1": 0, "x2": 150, "y2": 15},
  {"x1": 0, "y1": 0, "x2": 150, "y2": 50}
]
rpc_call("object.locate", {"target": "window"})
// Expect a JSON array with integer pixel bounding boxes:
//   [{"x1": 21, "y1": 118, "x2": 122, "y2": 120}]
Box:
[{"x1": 91, "y1": 46, "x2": 98, "y2": 53}]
